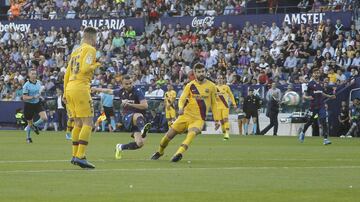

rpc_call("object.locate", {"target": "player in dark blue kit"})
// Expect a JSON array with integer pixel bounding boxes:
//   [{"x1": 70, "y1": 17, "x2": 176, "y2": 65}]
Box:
[
  {"x1": 22, "y1": 69, "x2": 48, "y2": 143},
  {"x1": 92, "y1": 76, "x2": 151, "y2": 159},
  {"x1": 299, "y1": 68, "x2": 335, "y2": 145},
  {"x1": 345, "y1": 97, "x2": 360, "y2": 138}
]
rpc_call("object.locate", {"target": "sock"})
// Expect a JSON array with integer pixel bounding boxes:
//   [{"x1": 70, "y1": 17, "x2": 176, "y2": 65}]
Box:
[
  {"x1": 121, "y1": 142, "x2": 140, "y2": 150},
  {"x1": 66, "y1": 119, "x2": 74, "y2": 135},
  {"x1": 244, "y1": 123, "x2": 248, "y2": 134},
  {"x1": 34, "y1": 119, "x2": 44, "y2": 127},
  {"x1": 221, "y1": 123, "x2": 226, "y2": 134},
  {"x1": 110, "y1": 119, "x2": 116, "y2": 130},
  {"x1": 253, "y1": 123, "x2": 257, "y2": 134},
  {"x1": 71, "y1": 126, "x2": 81, "y2": 157},
  {"x1": 101, "y1": 121, "x2": 106, "y2": 132},
  {"x1": 76, "y1": 125, "x2": 92, "y2": 159},
  {"x1": 175, "y1": 131, "x2": 196, "y2": 155},
  {"x1": 158, "y1": 135, "x2": 171, "y2": 154},
  {"x1": 26, "y1": 125, "x2": 31, "y2": 139},
  {"x1": 225, "y1": 121, "x2": 230, "y2": 134},
  {"x1": 135, "y1": 116, "x2": 145, "y2": 131},
  {"x1": 168, "y1": 121, "x2": 173, "y2": 128}
]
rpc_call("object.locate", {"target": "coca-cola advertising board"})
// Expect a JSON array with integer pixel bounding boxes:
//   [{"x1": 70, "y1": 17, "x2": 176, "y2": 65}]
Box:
[{"x1": 161, "y1": 11, "x2": 352, "y2": 29}]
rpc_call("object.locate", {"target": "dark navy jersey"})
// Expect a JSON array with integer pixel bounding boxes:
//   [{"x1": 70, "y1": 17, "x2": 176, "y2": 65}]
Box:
[
  {"x1": 350, "y1": 105, "x2": 360, "y2": 121},
  {"x1": 113, "y1": 87, "x2": 145, "y2": 115},
  {"x1": 306, "y1": 80, "x2": 324, "y2": 110}
]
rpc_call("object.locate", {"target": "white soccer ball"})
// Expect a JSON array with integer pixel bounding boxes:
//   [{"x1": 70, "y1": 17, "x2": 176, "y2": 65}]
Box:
[{"x1": 282, "y1": 91, "x2": 301, "y2": 106}]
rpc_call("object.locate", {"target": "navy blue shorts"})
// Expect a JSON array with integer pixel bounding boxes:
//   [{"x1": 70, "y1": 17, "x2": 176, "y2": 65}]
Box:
[{"x1": 122, "y1": 113, "x2": 134, "y2": 132}]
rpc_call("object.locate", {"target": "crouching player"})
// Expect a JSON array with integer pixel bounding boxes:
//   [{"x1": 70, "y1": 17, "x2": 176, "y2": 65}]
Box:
[
  {"x1": 92, "y1": 75, "x2": 151, "y2": 159},
  {"x1": 151, "y1": 63, "x2": 220, "y2": 162}
]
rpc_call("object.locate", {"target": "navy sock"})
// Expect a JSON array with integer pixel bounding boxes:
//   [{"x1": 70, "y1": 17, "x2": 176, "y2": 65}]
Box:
[
  {"x1": 121, "y1": 142, "x2": 140, "y2": 150},
  {"x1": 136, "y1": 116, "x2": 145, "y2": 131}
]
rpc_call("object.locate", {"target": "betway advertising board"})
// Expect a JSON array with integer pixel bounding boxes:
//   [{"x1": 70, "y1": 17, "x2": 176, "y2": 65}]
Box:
[
  {"x1": 0, "y1": 18, "x2": 144, "y2": 33},
  {"x1": 161, "y1": 11, "x2": 352, "y2": 29}
]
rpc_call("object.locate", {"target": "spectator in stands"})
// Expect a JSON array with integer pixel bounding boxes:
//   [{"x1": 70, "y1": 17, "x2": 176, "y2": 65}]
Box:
[{"x1": 284, "y1": 51, "x2": 297, "y2": 73}]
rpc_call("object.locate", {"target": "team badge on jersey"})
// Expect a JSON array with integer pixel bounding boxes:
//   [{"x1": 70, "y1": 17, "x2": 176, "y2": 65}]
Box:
[{"x1": 85, "y1": 53, "x2": 94, "y2": 64}]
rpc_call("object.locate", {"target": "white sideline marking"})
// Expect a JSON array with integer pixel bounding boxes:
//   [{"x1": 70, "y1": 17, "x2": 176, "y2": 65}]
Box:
[
  {"x1": 0, "y1": 166, "x2": 360, "y2": 174},
  {"x1": 0, "y1": 158, "x2": 359, "y2": 164}
]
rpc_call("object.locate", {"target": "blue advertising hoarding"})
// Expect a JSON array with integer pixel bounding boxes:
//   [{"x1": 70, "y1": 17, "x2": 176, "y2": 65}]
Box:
[
  {"x1": 160, "y1": 11, "x2": 353, "y2": 29},
  {"x1": 0, "y1": 18, "x2": 145, "y2": 33},
  {"x1": 0, "y1": 11, "x2": 352, "y2": 33}
]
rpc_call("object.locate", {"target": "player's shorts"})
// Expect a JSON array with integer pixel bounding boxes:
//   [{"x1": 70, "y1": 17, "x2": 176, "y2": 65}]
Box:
[
  {"x1": 122, "y1": 113, "x2": 134, "y2": 132},
  {"x1": 215, "y1": 108, "x2": 229, "y2": 120},
  {"x1": 65, "y1": 89, "x2": 93, "y2": 118},
  {"x1": 171, "y1": 115, "x2": 205, "y2": 133},
  {"x1": 24, "y1": 102, "x2": 44, "y2": 120},
  {"x1": 245, "y1": 110, "x2": 258, "y2": 119},
  {"x1": 165, "y1": 107, "x2": 176, "y2": 119},
  {"x1": 238, "y1": 112, "x2": 245, "y2": 120},
  {"x1": 103, "y1": 106, "x2": 114, "y2": 120}
]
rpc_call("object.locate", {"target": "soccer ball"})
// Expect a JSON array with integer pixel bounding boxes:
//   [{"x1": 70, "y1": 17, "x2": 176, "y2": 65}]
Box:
[{"x1": 282, "y1": 91, "x2": 301, "y2": 106}]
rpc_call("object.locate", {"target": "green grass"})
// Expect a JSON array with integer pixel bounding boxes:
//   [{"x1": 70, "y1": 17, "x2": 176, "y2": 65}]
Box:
[{"x1": 0, "y1": 131, "x2": 359, "y2": 202}]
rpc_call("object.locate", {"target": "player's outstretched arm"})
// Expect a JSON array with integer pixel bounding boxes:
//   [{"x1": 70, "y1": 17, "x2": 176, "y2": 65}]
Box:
[
  {"x1": 322, "y1": 92, "x2": 336, "y2": 99},
  {"x1": 91, "y1": 87, "x2": 114, "y2": 94}
]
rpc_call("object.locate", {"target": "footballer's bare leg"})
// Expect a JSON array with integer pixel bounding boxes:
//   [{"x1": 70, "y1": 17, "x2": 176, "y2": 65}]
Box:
[{"x1": 151, "y1": 127, "x2": 179, "y2": 160}]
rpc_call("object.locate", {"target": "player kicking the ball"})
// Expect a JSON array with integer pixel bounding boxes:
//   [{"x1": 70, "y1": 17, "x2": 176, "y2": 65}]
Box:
[
  {"x1": 151, "y1": 63, "x2": 220, "y2": 162},
  {"x1": 91, "y1": 75, "x2": 151, "y2": 159}
]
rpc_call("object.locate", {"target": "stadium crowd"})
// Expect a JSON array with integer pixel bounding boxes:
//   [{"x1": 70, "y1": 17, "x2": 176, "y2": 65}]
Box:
[
  {"x1": 5, "y1": 0, "x2": 357, "y2": 21},
  {"x1": 0, "y1": 16, "x2": 359, "y2": 101}
]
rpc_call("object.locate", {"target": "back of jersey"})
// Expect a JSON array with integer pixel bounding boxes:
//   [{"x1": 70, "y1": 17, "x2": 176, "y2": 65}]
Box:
[{"x1": 66, "y1": 43, "x2": 97, "y2": 91}]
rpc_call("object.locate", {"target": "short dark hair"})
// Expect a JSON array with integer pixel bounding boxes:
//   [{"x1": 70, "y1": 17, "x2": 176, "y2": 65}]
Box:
[
  {"x1": 123, "y1": 75, "x2": 131, "y2": 80},
  {"x1": 312, "y1": 68, "x2": 319, "y2": 73},
  {"x1": 84, "y1": 26, "x2": 97, "y2": 35},
  {"x1": 193, "y1": 63, "x2": 205, "y2": 70}
]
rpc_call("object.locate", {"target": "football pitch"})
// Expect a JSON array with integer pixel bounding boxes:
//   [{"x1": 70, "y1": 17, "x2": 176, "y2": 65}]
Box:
[{"x1": 0, "y1": 131, "x2": 359, "y2": 202}]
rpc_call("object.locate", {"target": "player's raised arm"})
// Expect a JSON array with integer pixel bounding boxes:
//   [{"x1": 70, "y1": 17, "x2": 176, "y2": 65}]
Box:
[
  {"x1": 227, "y1": 85, "x2": 237, "y2": 108},
  {"x1": 178, "y1": 83, "x2": 190, "y2": 115}
]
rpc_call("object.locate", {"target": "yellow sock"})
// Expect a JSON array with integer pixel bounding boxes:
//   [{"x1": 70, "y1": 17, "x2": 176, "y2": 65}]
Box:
[
  {"x1": 159, "y1": 136, "x2": 171, "y2": 154},
  {"x1": 168, "y1": 121, "x2": 172, "y2": 128},
  {"x1": 76, "y1": 125, "x2": 92, "y2": 159},
  {"x1": 66, "y1": 119, "x2": 74, "y2": 133},
  {"x1": 71, "y1": 126, "x2": 81, "y2": 157},
  {"x1": 221, "y1": 123, "x2": 226, "y2": 134},
  {"x1": 175, "y1": 131, "x2": 196, "y2": 155},
  {"x1": 224, "y1": 122, "x2": 230, "y2": 134}
]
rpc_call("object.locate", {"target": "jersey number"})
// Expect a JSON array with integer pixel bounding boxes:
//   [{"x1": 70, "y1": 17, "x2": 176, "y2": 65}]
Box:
[{"x1": 71, "y1": 55, "x2": 81, "y2": 75}]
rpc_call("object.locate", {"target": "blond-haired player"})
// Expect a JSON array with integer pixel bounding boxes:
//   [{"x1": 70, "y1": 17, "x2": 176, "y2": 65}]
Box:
[{"x1": 63, "y1": 26, "x2": 101, "y2": 169}]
